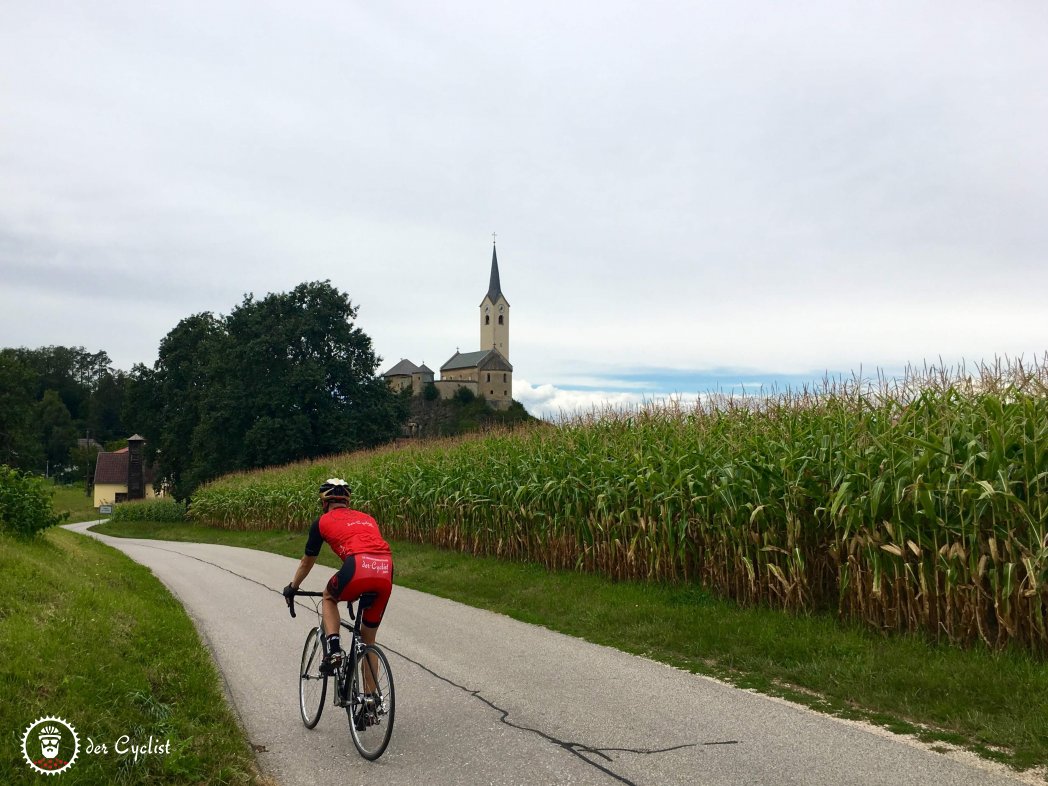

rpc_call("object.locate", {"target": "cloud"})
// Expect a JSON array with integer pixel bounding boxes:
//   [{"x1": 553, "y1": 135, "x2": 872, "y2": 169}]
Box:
[
  {"x1": 511, "y1": 365, "x2": 856, "y2": 419},
  {"x1": 513, "y1": 378, "x2": 712, "y2": 420},
  {"x1": 2, "y1": 2, "x2": 1046, "y2": 383},
  {"x1": 513, "y1": 378, "x2": 645, "y2": 419}
]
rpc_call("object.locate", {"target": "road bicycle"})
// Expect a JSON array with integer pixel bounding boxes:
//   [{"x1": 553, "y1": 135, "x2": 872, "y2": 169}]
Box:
[{"x1": 287, "y1": 589, "x2": 395, "y2": 759}]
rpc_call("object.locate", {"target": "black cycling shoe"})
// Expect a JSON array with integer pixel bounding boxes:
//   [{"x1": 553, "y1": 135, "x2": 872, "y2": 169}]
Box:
[{"x1": 319, "y1": 651, "x2": 343, "y2": 676}]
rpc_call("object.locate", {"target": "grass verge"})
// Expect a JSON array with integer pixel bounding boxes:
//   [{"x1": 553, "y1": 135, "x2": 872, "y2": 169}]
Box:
[
  {"x1": 50, "y1": 482, "x2": 102, "y2": 524},
  {"x1": 92, "y1": 519, "x2": 1048, "y2": 777},
  {"x1": 0, "y1": 528, "x2": 267, "y2": 785}
]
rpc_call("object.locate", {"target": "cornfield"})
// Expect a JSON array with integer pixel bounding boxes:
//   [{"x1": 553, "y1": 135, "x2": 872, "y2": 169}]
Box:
[
  {"x1": 109, "y1": 498, "x2": 187, "y2": 522},
  {"x1": 191, "y1": 358, "x2": 1048, "y2": 653}
]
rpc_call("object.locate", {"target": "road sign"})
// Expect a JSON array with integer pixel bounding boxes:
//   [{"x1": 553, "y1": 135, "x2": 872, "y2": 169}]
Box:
[{"x1": 99, "y1": 505, "x2": 113, "y2": 514}]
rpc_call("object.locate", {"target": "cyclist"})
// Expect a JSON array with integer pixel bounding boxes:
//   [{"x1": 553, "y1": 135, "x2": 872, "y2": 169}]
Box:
[{"x1": 283, "y1": 478, "x2": 393, "y2": 675}]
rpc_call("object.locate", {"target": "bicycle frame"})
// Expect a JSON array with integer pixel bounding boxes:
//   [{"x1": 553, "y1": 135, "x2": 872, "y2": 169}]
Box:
[{"x1": 294, "y1": 590, "x2": 370, "y2": 707}]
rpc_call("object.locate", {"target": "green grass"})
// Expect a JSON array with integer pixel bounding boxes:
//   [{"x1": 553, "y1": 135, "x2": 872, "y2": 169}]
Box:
[
  {"x1": 93, "y1": 519, "x2": 1048, "y2": 776},
  {"x1": 0, "y1": 528, "x2": 267, "y2": 785},
  {"x1": 50, "y1": 482, "x2": 102, "y2": 524}
]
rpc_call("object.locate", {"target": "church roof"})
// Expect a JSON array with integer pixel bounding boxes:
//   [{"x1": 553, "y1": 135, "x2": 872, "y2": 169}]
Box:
[
  {"x1": 383, "y1": 359, "x2": 419, "y2": 377},
  {"x1": 480, "y1": 244, "x2": 510, "y2": 306},
  {"x1": 415, "y1": 364, "x2": 434, "y2": 375},
  {"x1": 442, "y1": 350, "x2": 488, "y2": 370},
  {"x1": 94, "y1": 450, "x2": 129, "y2": 484},
  {"x1": 93, "y1": 447, "x2": 158, "y2": 487},
  {"x1": 441, "y1": 349, "x2": 513, "y2": 372}
]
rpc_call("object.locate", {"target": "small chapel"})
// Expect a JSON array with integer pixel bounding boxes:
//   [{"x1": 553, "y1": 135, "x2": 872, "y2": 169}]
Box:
[{"x1": 382, "y1": 243, "x2": 514, "y2": 410}]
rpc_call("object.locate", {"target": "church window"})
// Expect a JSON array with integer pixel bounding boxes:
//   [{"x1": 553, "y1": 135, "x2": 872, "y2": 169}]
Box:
[
  {"x1": 485, "y1": 315, "x2": 490, "y2": 325},
  {"x1": 486, "y1": 373, "x2": 490, "y2": 382},
  {"x1": 498, "y1": 315, "x2": 504, "y2": 325},
  {"x1": 503, "y1": 373, "x2": 507, "y2": 382}
]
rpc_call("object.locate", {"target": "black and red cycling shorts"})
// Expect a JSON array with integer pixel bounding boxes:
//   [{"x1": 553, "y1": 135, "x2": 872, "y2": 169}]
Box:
[{"x1": 327, "y1": 552, "x2": 393, "y2": 628}]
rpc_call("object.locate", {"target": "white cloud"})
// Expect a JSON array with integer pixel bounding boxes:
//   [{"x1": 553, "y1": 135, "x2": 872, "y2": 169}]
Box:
[
  {"x1": 513, "y1": 378, "x2": 706, "y2": 420},
  {"x1": 513, "y1": 379, "x2": 644, "y2": 419}
]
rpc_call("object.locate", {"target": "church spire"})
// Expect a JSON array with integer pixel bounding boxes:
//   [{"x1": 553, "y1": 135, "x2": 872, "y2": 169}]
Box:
[
  {"x1": 486, "y1": 242, "x2": 503, "y2": 303},
  {"x1": 480, "y1": 240, "x2": 509, "y2": 359}
]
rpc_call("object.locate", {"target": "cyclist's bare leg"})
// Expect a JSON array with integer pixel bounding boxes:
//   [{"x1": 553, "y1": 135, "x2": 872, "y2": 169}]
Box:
[
  {"x1": 322, "y1": 587, "x2": 341, "y2": 640},
  {"x1": 360, "y1": 625, "x2": 379, "y2": 693}
]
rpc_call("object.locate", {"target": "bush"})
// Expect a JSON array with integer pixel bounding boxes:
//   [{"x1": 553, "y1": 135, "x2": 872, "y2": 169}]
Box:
[
  {"x1": 0, "y1": 465, "x2": 65, "y2": 537},
  {"x1": 109, "y1": 498, "x2": 187, "y2": 523}
]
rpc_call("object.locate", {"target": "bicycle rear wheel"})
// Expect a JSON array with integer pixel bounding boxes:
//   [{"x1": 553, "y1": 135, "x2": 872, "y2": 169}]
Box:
[
  {"x1": 347, "y1": 644, "x2": 395, "y2": 759},
  {"x1": 299, "y1": 627, "x2": 327, "y2": 728}
]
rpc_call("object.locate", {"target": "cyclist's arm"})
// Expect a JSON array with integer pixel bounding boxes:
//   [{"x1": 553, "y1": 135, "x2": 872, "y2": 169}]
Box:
[
  {"x1": 290, "y1": 555, "x2": 317, "y2": 589},
  {"x1": 290, "y1": 518, "x2": 324, "y2": 589}
]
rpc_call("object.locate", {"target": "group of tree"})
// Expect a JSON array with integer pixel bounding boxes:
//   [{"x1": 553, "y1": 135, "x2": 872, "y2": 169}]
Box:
[
  {"x1": 1, "y1": 281, "x2": 408, "y2": 499},
  {"x1": 128, "y1": 281, "x2": 407, "y2": 499},
  {"x1": 0, "y1": 345, "x2": 133, "y2": 482}
]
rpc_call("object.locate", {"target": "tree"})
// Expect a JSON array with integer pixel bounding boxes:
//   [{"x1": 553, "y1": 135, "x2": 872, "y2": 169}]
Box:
[
  {"x1": 1, "y1": 344, "x2": 154, "y2": 478},
  {"x1": 121, "y1": 363, "x2": 160, "y2": 467},
  {"x1": 15, "y1": 346, "x2": 111, "y2": 422},
  {"x1": 36, "y1": 390, "x2": 77, "y2": 475},
  {"x1": 149, "y1": 313, "x2": 223, "y2": 498},
  {"x1": 143, "y1": 282, "x2": 405, "y2": 498},
  {"x1": 0, "y1": 351, "x2": 41, "y2": 470},
  {"x1": 454, "y1": 386, "x2": 476, "y2": 404},
  {"x1": 87, "y1": 371, "x2": 128, "y2": 444}
]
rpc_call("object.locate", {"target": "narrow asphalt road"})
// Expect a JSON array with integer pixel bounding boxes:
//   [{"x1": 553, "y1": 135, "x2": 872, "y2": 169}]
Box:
[{"x1": 67, "y1": 521, "x2": 1030, "y2": 786}]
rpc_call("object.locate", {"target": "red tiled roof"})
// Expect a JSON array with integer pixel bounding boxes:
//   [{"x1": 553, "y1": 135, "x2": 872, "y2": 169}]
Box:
[{"x1": 94, "y1": 451, "x2": 129, "y2": 484}]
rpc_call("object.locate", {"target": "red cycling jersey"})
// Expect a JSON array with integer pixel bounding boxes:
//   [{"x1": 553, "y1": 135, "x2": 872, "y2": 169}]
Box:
[{"x1": 304, "y1": 507, "x2": 391, "y2": 562}]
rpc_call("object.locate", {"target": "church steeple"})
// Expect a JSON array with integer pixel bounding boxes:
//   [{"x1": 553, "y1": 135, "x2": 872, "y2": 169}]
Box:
[
  {"x1": 480, "y1": 240, "x2": 509, "y2": 359},
  {"x1": 486, "y1": 244, "x2": 503, "y2": 303}
]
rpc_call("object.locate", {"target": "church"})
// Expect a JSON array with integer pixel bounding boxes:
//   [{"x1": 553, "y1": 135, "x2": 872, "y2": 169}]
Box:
[{"x1": 382, "y1": 243, "x2": 514, "y2": 410}]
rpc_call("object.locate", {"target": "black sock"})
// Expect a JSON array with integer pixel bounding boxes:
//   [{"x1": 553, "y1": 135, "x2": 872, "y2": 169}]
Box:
[{"x1": 327, "y1": 634, "x2": 341, "y2": 654}]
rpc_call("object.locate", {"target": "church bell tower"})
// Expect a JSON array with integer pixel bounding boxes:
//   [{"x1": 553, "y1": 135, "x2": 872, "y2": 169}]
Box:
[{"x1": 479, "y1": 242, "x2": 509, "y2": 359}]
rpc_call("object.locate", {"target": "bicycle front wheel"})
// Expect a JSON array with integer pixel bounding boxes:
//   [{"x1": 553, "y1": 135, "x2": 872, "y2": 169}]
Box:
[
  {"x1": 347, "y1": 644, "x2": 395, "y2": 759},
  {"x1": 299, "y1": 627, "x2": 327, "y2": 728}
]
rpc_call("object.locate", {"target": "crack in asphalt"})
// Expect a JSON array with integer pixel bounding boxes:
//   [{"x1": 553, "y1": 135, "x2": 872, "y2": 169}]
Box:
[
  {"x1": 390, "y1": 647, "x2": 738, "y2": 786},
  {"x1": 82, "y1": 530, "x2": 740, "y2": 785}
]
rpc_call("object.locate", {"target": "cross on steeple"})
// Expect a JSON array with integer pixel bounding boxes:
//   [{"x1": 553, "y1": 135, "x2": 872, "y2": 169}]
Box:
[{"x1": 491, "y1": 231, "x2": 497, "y2": 245}]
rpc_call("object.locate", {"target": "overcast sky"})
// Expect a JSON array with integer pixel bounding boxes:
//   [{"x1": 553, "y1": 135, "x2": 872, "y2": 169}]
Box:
[{"x1": 2, "y1": 2, "x2": 1046, "y2": 416}]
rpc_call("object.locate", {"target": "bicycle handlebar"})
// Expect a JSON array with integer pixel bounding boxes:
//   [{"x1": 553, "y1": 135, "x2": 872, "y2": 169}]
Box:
[{"x1": 284, "y1": 588, "x2": 355, "y2": 621}]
